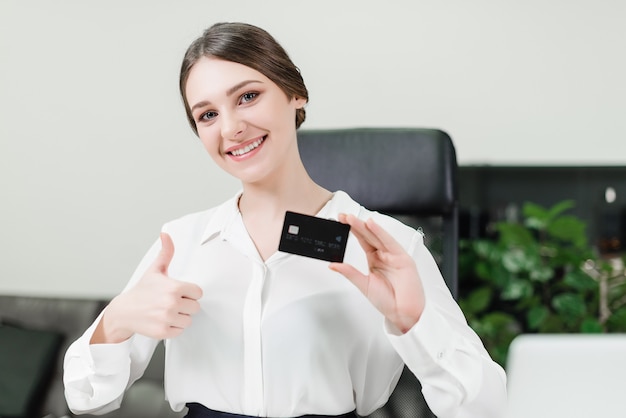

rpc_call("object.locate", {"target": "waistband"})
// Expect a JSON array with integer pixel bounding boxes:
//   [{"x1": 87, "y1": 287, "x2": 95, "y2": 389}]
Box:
[{"x1": 185, "y1": 403, "x2": 357, "y2": 418}]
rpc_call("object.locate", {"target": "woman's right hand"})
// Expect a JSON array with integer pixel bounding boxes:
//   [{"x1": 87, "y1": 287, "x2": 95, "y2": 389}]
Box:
[{"x1": 90, "y1": 233, "x2": 203, "y2": 344}]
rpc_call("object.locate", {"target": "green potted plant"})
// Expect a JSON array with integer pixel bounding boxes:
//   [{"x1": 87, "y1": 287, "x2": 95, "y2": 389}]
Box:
[{"x1": 459, "y1": 200, "x2": 626, "y2": 366}]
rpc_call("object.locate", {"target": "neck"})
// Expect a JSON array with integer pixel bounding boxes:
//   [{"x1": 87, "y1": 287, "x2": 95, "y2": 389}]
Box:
[
  {"x1": 233, "y1": 139, "x2": 332, "y2": 261},
  {"x1": 238, "y1": 162, "x2": 332, "y2": 220}
]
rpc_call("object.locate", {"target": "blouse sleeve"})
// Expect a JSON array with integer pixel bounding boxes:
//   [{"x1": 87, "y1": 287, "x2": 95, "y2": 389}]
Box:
[
  {"x1": 63, "y1": 238, "x2": 162, "y2": 415},
  {"x1": 385, "y1": 232, "x2": 507, "y2": 418}
]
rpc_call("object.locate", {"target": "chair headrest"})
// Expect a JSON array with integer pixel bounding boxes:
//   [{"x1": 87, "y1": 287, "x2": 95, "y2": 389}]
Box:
[{"x1": 298, "y1": 128, "x2": 458, "y2": 215}]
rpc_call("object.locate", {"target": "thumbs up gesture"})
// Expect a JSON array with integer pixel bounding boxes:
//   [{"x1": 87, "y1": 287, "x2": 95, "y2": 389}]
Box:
[{"x1": 91, "y1": 233, "x2": 203, "y2": 344}]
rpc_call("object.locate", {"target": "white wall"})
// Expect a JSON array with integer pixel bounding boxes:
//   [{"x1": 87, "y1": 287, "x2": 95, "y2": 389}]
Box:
[{"x1": 1, "y1": 0, "x2": 625, "y2": 298}]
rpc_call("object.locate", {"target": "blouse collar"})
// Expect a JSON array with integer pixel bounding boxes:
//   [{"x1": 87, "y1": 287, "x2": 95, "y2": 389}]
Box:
[{"x1": 200, "y1": 190, "x2": 362, "y2": 246}]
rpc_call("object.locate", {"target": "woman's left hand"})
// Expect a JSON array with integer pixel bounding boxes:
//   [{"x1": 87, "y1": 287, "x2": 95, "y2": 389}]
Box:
[{"x1": 329, "y1": 213, "x2": 425, "y2": 333}]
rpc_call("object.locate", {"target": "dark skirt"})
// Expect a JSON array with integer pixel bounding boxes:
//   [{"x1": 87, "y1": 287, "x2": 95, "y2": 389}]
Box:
[{"x1": 185, "y1": 403, "x2": 358, "y2": 418}]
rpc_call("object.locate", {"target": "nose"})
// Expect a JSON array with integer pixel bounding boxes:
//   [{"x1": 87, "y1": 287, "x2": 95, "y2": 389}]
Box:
[{"x1": 220, "y1": 110, "x2": 246, "y2": 141}]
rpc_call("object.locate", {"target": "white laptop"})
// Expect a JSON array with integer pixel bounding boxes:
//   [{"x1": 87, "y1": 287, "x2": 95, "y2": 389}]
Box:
[{"x1": 505, "y1": 334, "x2": 626, "y2": 418}]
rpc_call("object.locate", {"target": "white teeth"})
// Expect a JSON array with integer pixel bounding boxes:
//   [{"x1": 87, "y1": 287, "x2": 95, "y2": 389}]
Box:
[{"x1": 231, "y1": 137, "x2": 264, "y2": 156}]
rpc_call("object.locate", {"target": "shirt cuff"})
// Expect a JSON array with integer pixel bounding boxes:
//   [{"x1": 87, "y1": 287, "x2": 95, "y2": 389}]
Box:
[
  {"x1": 88, "y1": 337, "x2": 133, "y2": 374},
  {"x1": 384, "y1": 300, "x2": 460, "y2": 376},
  {"x1": 70, "y1": 314, "x2": 134, "y2": 375}
]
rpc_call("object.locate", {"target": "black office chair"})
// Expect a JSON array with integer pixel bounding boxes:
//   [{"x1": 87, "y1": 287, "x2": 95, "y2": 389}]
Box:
[{"x1": 297, "y1": 127, "x2": 459, "y2": 418}]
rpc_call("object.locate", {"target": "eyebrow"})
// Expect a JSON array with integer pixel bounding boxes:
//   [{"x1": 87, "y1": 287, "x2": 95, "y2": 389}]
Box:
[{"x1": 190, "y1": 79, "x2": 263, "y2": 113}]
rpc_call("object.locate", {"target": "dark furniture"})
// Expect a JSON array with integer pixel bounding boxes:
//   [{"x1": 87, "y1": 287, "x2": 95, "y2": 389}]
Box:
[
  {"x1": 0, "y1": 295, "x2": 105, "y2": 418},
  {"x1": 298, "y1": 127, "x2": 459, "y2": 418},
  {"x1": 0, "y1": 295, "x2": 182, "y2": 418},
  {"x1": 458, "y1": 165, "x2": 626, "y2": 251}
]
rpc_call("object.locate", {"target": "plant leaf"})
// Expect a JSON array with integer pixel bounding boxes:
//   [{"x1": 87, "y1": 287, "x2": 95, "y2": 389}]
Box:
[
  {"x1": 501, "y1": 278, "x2": 533, "y2": 300},
  {"x1": 580, "y1": 318, "x2": 603, "y2": 333},
  {"x1": 563, "y1": 270, "x2": 598, "y2": 291},
  {"x1": 461, "y1": 287, "x2": 493, "y2": 315},
  {"x1": 606, "y1": 307, "x2": 626, "y2": 332},
  {"x1": 475, "y1": 260, "x2": 492, "y2": 282},
  {"x1": 522, "y1": 202, "x2": 550, "y2": 228},
  {"x1": 547, "y1": 215, "x2": 588, "y2": 248},
  {"x1": 539, "y1": 313, "x2": 566, "y2": 333},
  {"x1": 497, "y1": 223, "x2": 535, "y2": 248},
  {"x1": 501, "y1": 249, "x2": 527, "y2": 273},
  {"x1": 529, "y1": 265, "x2": 554, "y2": 282},
  {"x1": 472, "y1": 240, "x2": 495, "y2": 258},
  {"x1": 527, "y1": 305, "x2": 549, "y2": 330},
  {"x1": 552, "y1": 293, "x2": 587, "y2": 321},
  {"x1": 546, "y1": 200, "x2": 576, "y2": 219}
]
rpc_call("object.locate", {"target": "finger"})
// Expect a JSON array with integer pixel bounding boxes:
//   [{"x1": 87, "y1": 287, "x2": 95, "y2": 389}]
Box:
[
  {"x1": 340, "y1": 214, "x2": 382, "y2": 253},
  {"x1": 177, "y1": 282, "x2": 204, "y2": 301},
  {"x1": 363, "y1": 218, "x2": 406, "y2": 254},
  {"x1": 152, "y1": 232, "x2": 175, "y2": 274},
  {"x1": 177, "y1": 297, "x2": 202, "y2": 316},
  {"x1": 329, "y1": 262, "x2": 369, "y2": 294},
  {"x1": 338, "y1": 214, "x2": 374, "y2": 252},
  {"x1": 169, "y1": 312, "x2": 193, "y2": 330}
]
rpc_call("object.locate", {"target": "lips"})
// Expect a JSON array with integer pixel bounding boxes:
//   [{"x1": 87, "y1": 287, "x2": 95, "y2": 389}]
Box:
[{"x1": 227, "y1": 136, "x2": 267, "y2": 157}]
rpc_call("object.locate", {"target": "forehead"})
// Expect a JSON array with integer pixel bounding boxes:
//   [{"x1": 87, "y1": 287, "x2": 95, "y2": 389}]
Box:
[{"x1": 185, "y1": 57, "x2": 270, "y2": 103}]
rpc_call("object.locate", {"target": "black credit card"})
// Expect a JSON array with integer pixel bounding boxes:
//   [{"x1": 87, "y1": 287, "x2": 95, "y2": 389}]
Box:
[{"x1": 278, "y1": 211, "x2": 350, "y2": 262}]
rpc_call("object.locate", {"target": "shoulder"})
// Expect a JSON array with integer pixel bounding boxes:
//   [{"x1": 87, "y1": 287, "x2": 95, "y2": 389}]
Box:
[
  {"x1": 161, "y1": 193, "x2": 239, "y2": 245},
  {"x1": 162, "y1": 207, "x2": 217, "y2": 234}
]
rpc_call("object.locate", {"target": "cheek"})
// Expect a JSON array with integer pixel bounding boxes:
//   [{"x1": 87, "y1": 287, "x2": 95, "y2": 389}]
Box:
[
  {"x1": 250, "y1": 96, "x2": 293, "y2": 127},
  {"x1": 198, "y1": 130, "x2": 223, "y2": 158},
  {"x1": 258, "y1": 104, "x2": 296, "y2": 132}
]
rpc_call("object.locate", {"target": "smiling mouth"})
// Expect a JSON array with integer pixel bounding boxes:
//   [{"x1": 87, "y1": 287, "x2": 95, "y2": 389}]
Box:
[{"x1": 228, "y1": 136, "x2": 267, "y2": 157}]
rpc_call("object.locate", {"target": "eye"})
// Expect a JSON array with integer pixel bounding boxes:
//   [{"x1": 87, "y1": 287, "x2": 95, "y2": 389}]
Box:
[
  {"x1": 240, "y1": 91, "x2": 259, "y2": 104},
  {"x1": 199, "y1": 110, "x2": 218, "y2": 122}
]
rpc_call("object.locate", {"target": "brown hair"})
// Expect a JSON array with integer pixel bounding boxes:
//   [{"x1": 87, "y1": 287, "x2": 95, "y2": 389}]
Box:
[{"x1": 179, "y1": 22, "x2": 309, "y2": 135}]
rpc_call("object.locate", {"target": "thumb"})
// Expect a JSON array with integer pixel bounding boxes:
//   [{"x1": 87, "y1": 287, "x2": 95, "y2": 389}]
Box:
[
  {"x1": 152, "y1": 232, "x2": 175, "y2": 274},
  {"x1": 329, "y1": 262, "x2": 369, "y2": 295}
]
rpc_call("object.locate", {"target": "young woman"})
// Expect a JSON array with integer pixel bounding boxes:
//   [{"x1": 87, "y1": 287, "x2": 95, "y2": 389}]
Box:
[{"x1": 64, "y1": 22, "x2": 506, "y2": 418}]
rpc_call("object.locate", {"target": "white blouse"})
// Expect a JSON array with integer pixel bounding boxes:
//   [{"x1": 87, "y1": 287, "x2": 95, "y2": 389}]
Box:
[{"x1": 64, "y1": 191, "x2": 506, "y2": 417}]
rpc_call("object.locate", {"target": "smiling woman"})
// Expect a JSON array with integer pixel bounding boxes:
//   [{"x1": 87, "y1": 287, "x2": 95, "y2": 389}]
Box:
[
  {"x1": 62, "y1": 22, "x2": 507, "y2": 418},
  {"x1": 179, "y1": 22, "x2": 309, "y2": 135},
  {"x1": 184, "y1": 57, "x2": 307, "y2": 190}
]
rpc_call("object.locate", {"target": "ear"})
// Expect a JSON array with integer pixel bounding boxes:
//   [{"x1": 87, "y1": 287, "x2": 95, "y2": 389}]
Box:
[{"x1": 292, "y1": 96, "x2": 307, "y2": 109}]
